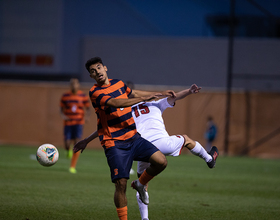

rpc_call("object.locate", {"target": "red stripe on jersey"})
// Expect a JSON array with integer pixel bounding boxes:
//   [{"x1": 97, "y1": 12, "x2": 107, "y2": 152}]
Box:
[{"x1": 178, "y1": 135, "x2": 185, "y2": 156}]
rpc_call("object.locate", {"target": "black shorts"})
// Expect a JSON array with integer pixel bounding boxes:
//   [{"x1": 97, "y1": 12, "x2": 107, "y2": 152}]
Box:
[
  {"x1": 64, "y1": 124, "x2": 83, "y2": 140},
  {"x1": 104, "y1": 133, "x2": 159, "y2": 183}
]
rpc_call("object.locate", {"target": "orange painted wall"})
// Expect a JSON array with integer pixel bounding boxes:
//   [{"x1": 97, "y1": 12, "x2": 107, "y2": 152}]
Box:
[{"x1": 1, "y1": 81, "x2": 279, "y2": 158}]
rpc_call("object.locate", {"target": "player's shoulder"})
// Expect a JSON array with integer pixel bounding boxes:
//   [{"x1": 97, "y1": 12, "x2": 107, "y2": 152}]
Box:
[
  {"x1": 89, "y1": 84, "x2": 101, "y2": 99},
  {"x1": 89, "y1": 83, "x2": 98, "y2": 91},
  {"x1": 110, "y1": 79, "x2": 122, "y2": 84},
  {"x1": 110, "y1": 79, "x2": 126, "y2": 89},
  {"x1": 77, "y1": 90, "x2": 86, "y2": 95},
  {"x1": 156, "y1": 97, "x2": 173, "y2": 111},
  {"x1": 153, "y1": 97, "x2": 169, "y2": 105},
  {"x1": 145, "y1": 98, "x2": 165, "y2": 105},
  {"x1": 61, "y1": 91, "x2": 71, "y2": 97},
  {"x1": 132, "y1": 98, "x2": 167, "y2": 108},
  {"x1": 89, "y1": 83, "x2": 104, "y2": 95}
]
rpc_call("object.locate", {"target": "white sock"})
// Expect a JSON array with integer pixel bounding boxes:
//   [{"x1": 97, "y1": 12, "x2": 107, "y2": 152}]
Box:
[
  {"x1": 190, "y1": 141, "x2": 212, "y2": 163},
  {"x1": 136, "y1": 192, "x2": 149, "y2": 220}
]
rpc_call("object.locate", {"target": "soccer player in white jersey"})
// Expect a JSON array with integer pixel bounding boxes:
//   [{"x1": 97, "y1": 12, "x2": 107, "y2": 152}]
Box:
[{"x1": 131, "y1": 84, "x2": 219, "y2": 220}]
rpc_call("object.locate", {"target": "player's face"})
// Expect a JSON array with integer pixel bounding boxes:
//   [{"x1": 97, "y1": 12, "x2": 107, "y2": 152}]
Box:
[{"x1": 89, "y1": 63, "x2": 109, "y2": 85}]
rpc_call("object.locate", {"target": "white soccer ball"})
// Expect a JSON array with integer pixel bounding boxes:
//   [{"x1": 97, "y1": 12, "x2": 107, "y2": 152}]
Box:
[{"x1": 36, "y1": 144, "x2": 59, "y2": 167}]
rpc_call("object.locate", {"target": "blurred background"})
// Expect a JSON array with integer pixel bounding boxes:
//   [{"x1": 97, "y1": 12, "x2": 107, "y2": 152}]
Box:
[{"x1": 1, "y1": 0, "x2": 280, "y2": 158}]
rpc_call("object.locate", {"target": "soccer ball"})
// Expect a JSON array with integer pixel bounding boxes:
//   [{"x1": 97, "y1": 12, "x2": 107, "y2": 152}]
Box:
[{"x1": 36, "y1": 144, "x2": 59, "y2": 167}]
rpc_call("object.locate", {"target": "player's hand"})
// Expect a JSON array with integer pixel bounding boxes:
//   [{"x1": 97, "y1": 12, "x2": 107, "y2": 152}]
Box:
[
  {"x1": 189, "y1": 84, "x2": 201, "y2": 94},
  {"x1": 73, "y1": 139, "x2": 88, "y2": 153},
  {"x1": 161, "y1": 90, "x2": 176, "y2": 98}
]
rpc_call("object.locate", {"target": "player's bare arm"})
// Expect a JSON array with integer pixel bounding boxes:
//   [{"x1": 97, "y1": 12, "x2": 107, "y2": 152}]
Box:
[
  {"x1": 130, "y1": 89, "x2": 176, "y2": 99},
  {"x1": 167, "y1": 84, "x2": 201, "y2": 106},
  {"x1": 106, "y1": 95, "x2": 160, "y2": 108},
  {"x1": 73, "y1": 130, "x2": 98, "y2": 153}
]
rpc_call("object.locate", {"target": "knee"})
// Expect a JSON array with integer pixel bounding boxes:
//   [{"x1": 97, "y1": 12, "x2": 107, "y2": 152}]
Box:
[
  {"x1": 182, "y1": 134, "x2": 195, "y2": 149},
  {"x1": 151, "y1": 151, "x2": 168, "y2": 170},
  {"x1": 159, "y1": 157, "x2": 167, "y2": 172},
  {"x1": 115, "y1": 178, "x2": 127, "y2": 192},
  {"x1": 160, "y1": 153, "x2": 168, "y2": 169}
]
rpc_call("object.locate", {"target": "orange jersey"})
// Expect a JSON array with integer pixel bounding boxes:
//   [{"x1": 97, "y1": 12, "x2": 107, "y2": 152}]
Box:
[
  {"x1": 89, "y1": 79, "x2": 136, "y2": 148},
  {"x1": 60, "y1": 90, "x2": 90, "y2": 126}
]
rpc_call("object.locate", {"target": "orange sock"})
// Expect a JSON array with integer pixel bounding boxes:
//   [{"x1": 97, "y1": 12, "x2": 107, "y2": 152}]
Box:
[
  {"x1": 139, "y1": 170, "x2": 154, "y2": 185},
  {"x1": 70, "y1": 151, "x2": 80, "y2": 168},
  {"x1": 116, "y1": 206, "x2": 127, "y2": 220}
]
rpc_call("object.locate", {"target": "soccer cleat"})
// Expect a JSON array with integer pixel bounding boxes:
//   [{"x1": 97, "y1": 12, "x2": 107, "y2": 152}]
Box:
[
  {"x1": 69, "y1": 167, "x2": 77, "y2": 174},
  {"x1": 207, "y1": 146, "x2": 219, "y2": 168},
  {"x1": 131, "y1": 179, "x2": 149, "y2": 205}
]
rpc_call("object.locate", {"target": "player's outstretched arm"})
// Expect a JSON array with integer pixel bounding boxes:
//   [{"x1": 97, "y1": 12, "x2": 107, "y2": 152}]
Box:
[
  {"x1": 176, "y1": 84, "x2": 201, "y2": 100},
  {"x1": 131, "y1": 90, "x2": 176, "y2": 99},
  {"x1": 73, "y1": 130, "x2": 98, "y2": 153},
  {"x1": 167, "y1": 84, "x2": 201, "y2": 106},
  {"x1": 107, "y1": 94, "x2": 162, "y2": 108}
]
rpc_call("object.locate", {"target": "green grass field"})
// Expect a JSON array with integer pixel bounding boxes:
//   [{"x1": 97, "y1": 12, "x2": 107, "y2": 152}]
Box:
[{"x1": 1, "y1": 145, "x2": 280, "y2": 220}]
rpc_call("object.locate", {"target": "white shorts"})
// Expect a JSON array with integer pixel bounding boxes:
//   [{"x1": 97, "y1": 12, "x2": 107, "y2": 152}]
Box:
[{"x1": 137, "y1": 135, "x2": 185, "y2": 174}]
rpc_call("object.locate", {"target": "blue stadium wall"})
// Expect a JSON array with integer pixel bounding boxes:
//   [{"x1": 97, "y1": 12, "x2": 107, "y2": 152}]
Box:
[{"x1": 0, "y1": 0, "x2": 280, "y2": 91}]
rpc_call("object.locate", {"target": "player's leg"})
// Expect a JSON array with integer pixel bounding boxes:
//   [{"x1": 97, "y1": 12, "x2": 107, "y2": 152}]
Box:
[
  {"x1": 135, "y1": 151, "x2": 167, "y2": 191},
  {"x1": 69, "y1": 125, "x2": 83, "y2": 173},
  {"x1": 69, "y1": 140, "x2": 80, "y2": 173},
  {"x1": 146, "y1": 150, "x2": 167, "y2": 176},
  {"x1": 65, "y1": 139, "x2": 72, "y2": 156},
  {"x1": 152, "y1": 136, "x2": 185, "y2": 157},
  {"x1": 131, "y1": 137, "x2": 167, "y2": 205},
  {"x1": 105, "y1": 144, "x2": 135, "y2": 220},
  {"x1": 64, "y1": 125, "x2": 73, "y2": 158},
  {"x1": 136, "y1": 192, "x2": 149, "y2": 220},
  {"x1": 182, "y1": 134, "x2": 219, "y2": 168},
  {"x1": 115, "y1": 178, "x2": 128, "y2": 220},
  {"x1": 136, "y1": 161, "x2": 150, "y2": 220}
]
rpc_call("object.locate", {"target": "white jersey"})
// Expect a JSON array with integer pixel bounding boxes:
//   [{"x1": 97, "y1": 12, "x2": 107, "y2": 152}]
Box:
[
  {"x1": 132, "y1": 98, "x2": 186, "y2": 174},
  {"x1": 131, "y1": 97, "x2": 173, "y2": 142}
]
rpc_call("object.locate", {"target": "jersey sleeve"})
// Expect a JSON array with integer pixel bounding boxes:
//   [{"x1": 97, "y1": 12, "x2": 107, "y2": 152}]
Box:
[
  {"x1": 157, "y1": 97, "x2": 174, "y2": 112},
  {"x1": 90, "y1": 91, "x2": 112, "y2": 111},
  {"x1": 124, "y1": 83, "x2": 132, "y2": 97}
]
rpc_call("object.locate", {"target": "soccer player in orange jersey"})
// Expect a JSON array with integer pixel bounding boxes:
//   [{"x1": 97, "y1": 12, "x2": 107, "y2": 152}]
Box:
[
  {"x1": 60, "y1": 78, "x2": 90, "y2": 173},
  {"x1": 74, "y1": 57, "x2": 175, "y2": 220},
  {"x1": 75, "y1": 85, "x2": 219, "y2": 220}
]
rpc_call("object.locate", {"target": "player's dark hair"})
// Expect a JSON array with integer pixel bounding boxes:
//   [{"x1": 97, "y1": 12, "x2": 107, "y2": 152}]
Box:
[{"x1": 85, "y1": 57, "x2": 104, "y2": 72}]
